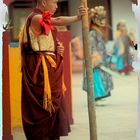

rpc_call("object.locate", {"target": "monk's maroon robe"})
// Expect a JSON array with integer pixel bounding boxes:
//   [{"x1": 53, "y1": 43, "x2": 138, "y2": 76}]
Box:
[{"x1": 21, "y1": 9, "x2": 70, "y2": 140}]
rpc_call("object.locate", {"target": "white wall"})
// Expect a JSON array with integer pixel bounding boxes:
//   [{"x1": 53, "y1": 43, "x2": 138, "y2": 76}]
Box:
[
  {"x1": 69, "y1": 0, "x2": 83, "y2": 40},
  {"x1": 111, "y1": 0, "x2": 138, "y2": 40},
  {"x1": 132, "y1": 0, "x2": 140, "y2": 43}
]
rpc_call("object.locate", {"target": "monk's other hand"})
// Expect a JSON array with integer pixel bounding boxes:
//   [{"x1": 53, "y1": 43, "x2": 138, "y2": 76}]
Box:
[{"x1": 57, "y1": 42, "x2": 64, "y2": 56}]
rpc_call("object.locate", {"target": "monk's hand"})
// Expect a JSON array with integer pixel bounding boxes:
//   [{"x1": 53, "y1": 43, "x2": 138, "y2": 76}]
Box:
[
  {"x1": 77, "y1": 5, "x2": 88, "y2": 20},
  {"x1": 57, "y1": 42, "x2": 64, "y2": 56}
]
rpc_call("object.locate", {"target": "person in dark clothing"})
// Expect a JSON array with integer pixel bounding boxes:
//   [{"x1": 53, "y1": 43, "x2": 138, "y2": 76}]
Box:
[{"x1": 19, "y1": 0, "x2": 87, "y2": 139}]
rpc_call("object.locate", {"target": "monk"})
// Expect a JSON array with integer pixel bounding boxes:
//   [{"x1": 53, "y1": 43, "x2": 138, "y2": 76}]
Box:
[{"x1": 19, "y1": 0, "x2": 87, "y2": 140}]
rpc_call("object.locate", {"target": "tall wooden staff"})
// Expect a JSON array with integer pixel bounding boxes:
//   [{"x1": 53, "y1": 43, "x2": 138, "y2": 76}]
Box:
[{"x1": 80, "y1": 0, "x2": 97, "y2": 140}]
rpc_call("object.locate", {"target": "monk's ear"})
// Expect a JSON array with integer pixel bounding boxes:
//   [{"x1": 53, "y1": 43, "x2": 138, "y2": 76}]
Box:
[{"x1": 41, "y1": 0, "x2": 47, "y2": 7}]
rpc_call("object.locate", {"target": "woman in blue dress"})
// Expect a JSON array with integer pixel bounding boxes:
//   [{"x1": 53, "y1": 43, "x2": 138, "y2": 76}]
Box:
[{"x1": 83, "y1": 6, "x2": 114, "y2": 101}]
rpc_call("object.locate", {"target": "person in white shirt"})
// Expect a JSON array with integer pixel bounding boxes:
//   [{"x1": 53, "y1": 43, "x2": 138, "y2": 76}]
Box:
[{"x1": 131, "y1": 0, "x2": 140, "y2": 139}]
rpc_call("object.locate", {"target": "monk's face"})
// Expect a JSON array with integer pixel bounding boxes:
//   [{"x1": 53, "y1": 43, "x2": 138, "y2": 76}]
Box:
[
  {"x1": 131, "y1": 0, "x2": 138, "y2": 5},
  {"x1": 42, "y1": 0, "x2": 58, "y2": 14}
]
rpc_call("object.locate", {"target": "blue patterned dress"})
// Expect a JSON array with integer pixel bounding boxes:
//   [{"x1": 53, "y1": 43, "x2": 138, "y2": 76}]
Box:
[{"x1": 85, "y1": 28, "x2": 114, "y2": 100}]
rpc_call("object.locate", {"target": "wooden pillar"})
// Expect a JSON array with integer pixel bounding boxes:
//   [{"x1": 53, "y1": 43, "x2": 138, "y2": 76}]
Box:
[
  {"x1": 80, "y1": 0, "x2": 97, "y2": 139},
  {"x1": 3, "y1": 1, "x2": 14, "y2": 140},
  {"x1": 2, "y1": 31, "x2": 13, "y2": 140}
]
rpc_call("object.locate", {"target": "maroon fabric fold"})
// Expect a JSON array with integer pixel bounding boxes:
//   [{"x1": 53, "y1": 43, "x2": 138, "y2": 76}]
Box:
[{"x1": 21, "y1": 9, "x2": 70, "y2": 140}]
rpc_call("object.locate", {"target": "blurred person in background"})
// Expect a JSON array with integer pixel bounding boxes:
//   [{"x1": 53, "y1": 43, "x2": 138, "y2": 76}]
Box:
[
  {"x1": 83, "y1": 6, "x2": 114, "y2": 103},
  {"x1": 71, "y1": 36, "x2": 83, "y2": 60},
  {"x1": 112, "y1": 20, "x2": 134, "y2": 75}
]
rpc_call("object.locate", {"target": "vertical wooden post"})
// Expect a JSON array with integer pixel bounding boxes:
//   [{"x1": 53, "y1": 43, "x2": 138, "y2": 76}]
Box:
[
  {"x1": 2, "y1": 0, "x2": 13, "y2": 139},
  {"x1": 2, "y1": 31, "x2": 13, "y2": 140},
  {"x1": 80, "y1": 0, "x2": 97, "y2": 140}
]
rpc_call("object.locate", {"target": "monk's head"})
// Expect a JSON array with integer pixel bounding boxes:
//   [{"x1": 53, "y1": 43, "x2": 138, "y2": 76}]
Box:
[{"x1": 36, "y1": 0, "x2": 58, "y2": 14}]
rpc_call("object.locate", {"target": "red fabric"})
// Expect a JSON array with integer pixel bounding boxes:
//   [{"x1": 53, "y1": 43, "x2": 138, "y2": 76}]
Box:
[
  {"x1": 57, "y1": 32, "x2": 73, "y2": 124},
  {"x1": 39, "y1": 11, "x2": 54, "y2": 35},
  {"x1": 118, "y1": 65, "x2": 133, "y2": 74}
]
